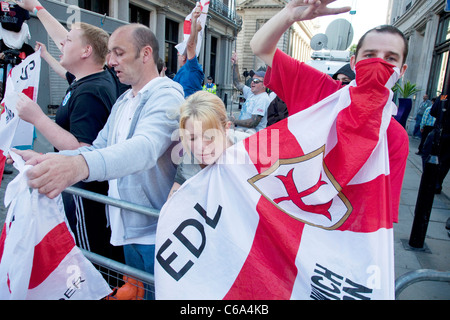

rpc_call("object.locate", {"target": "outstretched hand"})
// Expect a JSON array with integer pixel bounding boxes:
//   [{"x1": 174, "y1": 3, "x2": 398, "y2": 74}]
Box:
[
  {"x1": 287, "y1": 0, "x2": 351, "y2": 22},
  {"x1": 14, "y1": 0, "x2": 42, "y2": 12},
  {"x1": 24, "y1": 154, "x2": 89, "y2": 199}
]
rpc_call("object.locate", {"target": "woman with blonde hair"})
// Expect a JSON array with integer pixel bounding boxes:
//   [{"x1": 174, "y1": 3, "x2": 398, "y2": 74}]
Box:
[{"x1": 168, "y1": 90, "x2": 249, "y2": 198}]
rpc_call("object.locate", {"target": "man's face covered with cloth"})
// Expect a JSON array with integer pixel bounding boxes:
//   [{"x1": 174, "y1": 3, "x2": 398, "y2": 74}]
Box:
[{"x1": 352, "y1": 57, "x2": 400, "y2": 112}]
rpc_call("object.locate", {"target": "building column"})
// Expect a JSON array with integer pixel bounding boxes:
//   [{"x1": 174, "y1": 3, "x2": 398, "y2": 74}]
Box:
[
  {"x1": 417, "y1": 13, "x2": 439, "y2": 96},
  {"x1": 116, "y1": 0, "x2": 129, "y2": 22},
  {"x1": 156, "y1": 6, "x2": 168, "y2": 61},
  {"x1": 203, "y1": 28, "x2": 212, "y2": 77},
  {"x1": 219, "y1": 34, "x2": 234, "y2": 102},
  {"x1": 407, "y1": 12, "x2": 440, "y2": 134}
]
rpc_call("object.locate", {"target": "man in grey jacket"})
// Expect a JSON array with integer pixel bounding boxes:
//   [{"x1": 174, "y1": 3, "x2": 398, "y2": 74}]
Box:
[{"x1": 15, "y1": 24, "x2": 184, "y2": 294}]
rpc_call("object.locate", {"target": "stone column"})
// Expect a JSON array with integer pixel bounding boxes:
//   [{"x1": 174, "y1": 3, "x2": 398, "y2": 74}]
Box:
[{"x1": 156, "y1": 6, "x2": 169, "y2": 61}]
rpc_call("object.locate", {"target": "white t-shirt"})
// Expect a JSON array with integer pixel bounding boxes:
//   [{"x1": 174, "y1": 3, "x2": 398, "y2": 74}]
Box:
[{"x1": 237, "y1": 86, "x2": 270, "y2": 132}]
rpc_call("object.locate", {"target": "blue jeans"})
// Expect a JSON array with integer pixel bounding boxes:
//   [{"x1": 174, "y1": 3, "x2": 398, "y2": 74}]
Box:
[
  {"x1": 413, "y1": 115, "x2": 423, "y2": 138},
  {"x1": 123, "y1": 244, "x2": 155, "y2": 299}
]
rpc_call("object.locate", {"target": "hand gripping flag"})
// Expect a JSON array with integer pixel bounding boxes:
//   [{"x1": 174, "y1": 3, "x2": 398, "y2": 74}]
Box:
[
  {"x1": 0, "y1": 152, "x2": 112, "y2": 300},
  {"x1": 175, "y1": 1, "x2": 210, "y2": 57},
  {"x1": 155, "y1": 58, "x2": 402, "y2": 300},
  {"x1": 0, "y1": 49, "x2": 41, "y2": 182}
]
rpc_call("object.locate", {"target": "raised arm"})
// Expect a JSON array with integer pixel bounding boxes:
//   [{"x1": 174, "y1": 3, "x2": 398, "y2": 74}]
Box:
[
  {"x1": 231, "y1": 52, "x2": 244, "y2": 91},
  {"x1": 186, "y1": 4, "x2": 202, "y2": 60},
  {"x1": 15, "y1": 93, "x2": 90, "y2": 151},
  {"x1": 250, "y1": 0, "x2": 350, "y2": 67},
  {"x1": 35, "y1": 41, "x2": 67, "y2": 79},
  {"x1": 16, "y1": 0, "x2": 69, "y2": 51}
]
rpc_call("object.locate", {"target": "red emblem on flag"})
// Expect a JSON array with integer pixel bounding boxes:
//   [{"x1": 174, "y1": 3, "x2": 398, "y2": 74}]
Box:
[{"x1": 248, "y1": 145, "x2": 352, "y2": 230}]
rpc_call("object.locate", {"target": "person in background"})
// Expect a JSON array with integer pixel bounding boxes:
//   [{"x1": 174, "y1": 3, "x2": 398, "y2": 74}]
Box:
[
  {"x1": 231, "y1": 52, "x2": 270, "y2": 133},
  {"x1": 157, "y1": 57, "x2": 167, "y2": 77},
  {"x1": 413, "y1": 94, "x2": 433, "y2": 139},
  {"x1": 417, "y1": 97, "x2": 436, "y2": 158},
  {"x1": 266, "y1": 95, "x2": 288, "y2": 126},
  {"x1": 203, "y1": 76, "x2": 217, "y2": 94},
  {"x1": 332, "y1": 63, "x2": 355, "y2": 85},
  {"x1": 430, "y1": 95, "x2": 450, "y2": 194}
]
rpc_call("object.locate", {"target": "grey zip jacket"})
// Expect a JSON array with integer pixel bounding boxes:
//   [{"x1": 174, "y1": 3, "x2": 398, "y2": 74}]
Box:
[{"x1": 61, "y1": 76, "x2": 184, "y2": 240}]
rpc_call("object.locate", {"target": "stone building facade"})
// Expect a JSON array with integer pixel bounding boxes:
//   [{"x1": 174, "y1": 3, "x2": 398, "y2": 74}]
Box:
[{"x1": 388, "y1": 0, "x2": 448, "y2": 133}]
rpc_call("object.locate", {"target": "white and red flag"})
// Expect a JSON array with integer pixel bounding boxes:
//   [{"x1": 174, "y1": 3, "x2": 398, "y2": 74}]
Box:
[
  {"x1": 155, "y1": 59, "x2": 401, "y2": 300},
  {"x1": 175, "y1": 0, "x2": 210, "y2": 57},
  {"x1": 0, "y1": 152, "x2": 112, "y2": 300},
  {"x1": 0, "y1": 49, "x2": 41, "y2": 182}
]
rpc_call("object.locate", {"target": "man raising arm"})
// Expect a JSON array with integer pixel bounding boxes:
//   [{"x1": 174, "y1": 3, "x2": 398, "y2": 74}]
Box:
[
  {"x1": 250, "y1": 0, "x2": 350, "y2": 67},
  {"x1": 250, "y1": 0, "x2": 409, "y2": 221}
]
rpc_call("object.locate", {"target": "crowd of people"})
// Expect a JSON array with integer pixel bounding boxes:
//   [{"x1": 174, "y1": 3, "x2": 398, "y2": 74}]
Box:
[{"x1": 2, "y1": 0, "x2": 448, "y2": 300}]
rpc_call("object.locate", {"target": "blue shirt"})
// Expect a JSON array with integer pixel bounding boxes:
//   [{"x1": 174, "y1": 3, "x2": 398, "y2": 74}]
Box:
[
  {"x1": 420, "y1": 106, "x2": 436, "y2": 129},
  {"x1": 173, "y1": 56, "x2": 204, "y2": 98}
]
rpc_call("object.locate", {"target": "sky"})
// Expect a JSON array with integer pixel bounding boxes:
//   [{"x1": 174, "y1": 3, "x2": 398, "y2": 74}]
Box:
[{"x1": 315, "y1": 0, "x2": 391, "y2": 47}]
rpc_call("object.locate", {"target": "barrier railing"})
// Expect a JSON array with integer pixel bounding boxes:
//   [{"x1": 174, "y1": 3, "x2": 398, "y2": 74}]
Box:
[
  {"x1": 65, "y1": 186, "x2": 450, "y2": 300},
  {"x1": 64, "y1": 186, "x2": 157, "y2": 300},
  {"x1": 395, "y1": 269, "x2": 450, "y2": 299}
]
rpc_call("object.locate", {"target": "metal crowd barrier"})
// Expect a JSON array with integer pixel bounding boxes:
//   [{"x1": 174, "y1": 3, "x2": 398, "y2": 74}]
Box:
[
  {"x1": 65, "y1": 187, "x2": 450, "y2": 300},
  {"x1": 395, "y1": 269, "x2": 450, "y2": 299},
  {"x1": 64, "y1": 186, "x2": 158, "y2": 300}
]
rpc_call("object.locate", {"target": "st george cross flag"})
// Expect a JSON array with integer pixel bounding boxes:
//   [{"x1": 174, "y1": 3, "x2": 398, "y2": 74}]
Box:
[
  {"x1": 155, "y1": 59, "x2": 402, "y2": 300},
  {"x1": 175, "y1": 1, "x2": 210, "y2": 57},
  {"x1": 0, "y1": 152, "x2": 112, "y2": 300},
  {"x1": 0, "y1": 49, "x2": 41, "y2": 180}
]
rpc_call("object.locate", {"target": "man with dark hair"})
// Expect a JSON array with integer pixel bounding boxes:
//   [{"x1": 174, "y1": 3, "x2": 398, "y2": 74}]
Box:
[
  {"x1": 332, "y1": 63, "x2": 355, "y2": 85},
  {"x1": 354, "y1": 24, "x2": 409, "y2": 65}
]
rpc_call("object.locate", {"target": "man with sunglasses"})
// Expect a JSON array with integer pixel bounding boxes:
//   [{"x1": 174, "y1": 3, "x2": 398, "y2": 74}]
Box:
[{"x1": 231, "y1": 52, "x2": 270, "y2": 133}]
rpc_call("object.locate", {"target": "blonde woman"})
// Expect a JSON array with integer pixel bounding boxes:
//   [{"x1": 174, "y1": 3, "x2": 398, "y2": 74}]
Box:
[{"x1": 168, "y1": 91, "x2": 249, "y2": 198}]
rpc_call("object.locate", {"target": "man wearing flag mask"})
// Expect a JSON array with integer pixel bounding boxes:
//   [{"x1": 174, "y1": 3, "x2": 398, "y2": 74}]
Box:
[
  {"x1": 153, "y1": 0, "x2": 409, "y2": 300},
  {"x1": 173, "y1": 3, "x2": 205, "y2": 98},
  {"x1": 250, "y1": 0, "x2": 409, "y2": 222}
]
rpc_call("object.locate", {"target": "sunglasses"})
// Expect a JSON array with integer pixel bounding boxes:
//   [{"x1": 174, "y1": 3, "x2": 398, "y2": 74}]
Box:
[{"x1": 252, "y1": 78, "x2": 263, "y2": 84}]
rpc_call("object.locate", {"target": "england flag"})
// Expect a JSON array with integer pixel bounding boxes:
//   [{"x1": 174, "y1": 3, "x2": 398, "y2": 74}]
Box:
[
  {"x1": 155, "y1": 59, "x2": 401, "y2": 300},
  {"x1": 0, "y1": 152, "x2": 112, "y2": 300},
  {"x1": 0, "y1": 50, "x2": 41, "y2": 183},
  {"x1": 175, "y1": 0, "x2": 210, "y2": 57}
]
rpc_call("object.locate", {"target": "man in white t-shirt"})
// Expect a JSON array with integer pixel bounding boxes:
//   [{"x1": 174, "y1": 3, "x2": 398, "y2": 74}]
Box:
[{"x1": 231, "y1": 52, "x2": 270, "y2": 133}]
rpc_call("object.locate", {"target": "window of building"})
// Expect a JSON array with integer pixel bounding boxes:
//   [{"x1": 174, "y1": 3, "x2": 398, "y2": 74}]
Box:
[
  {"x1": 78, "y1": 0, "x2": 109, "y2": 15},
  {"x1": 209, "y1": 36, "x2": 217, "y2": 81},
  {"x1": 129, "y1": 4, "x2": 150, "y2": 26},
  {"x1": 428, "y1": 13, "x2": 450, "y2": 97},
  {"x1": 165, "y1": 18, "x2": 179, "y2": 77}
]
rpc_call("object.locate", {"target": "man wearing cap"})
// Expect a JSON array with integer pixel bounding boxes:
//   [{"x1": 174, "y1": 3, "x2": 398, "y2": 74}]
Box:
[
  {"x1": 332, "y1": 63, "x2": 355, "y2": 85},
  {"x1": 202, "y1": 76, "x2": 217, "y2": 94},
  {"x1": 231, "y1": 52, "x2": 270, "y2": 133}
]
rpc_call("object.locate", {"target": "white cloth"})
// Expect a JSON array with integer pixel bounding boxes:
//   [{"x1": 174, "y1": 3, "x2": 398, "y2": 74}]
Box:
[{"x1": 0, "y1": 23, "x2": 30, "y2": 49}]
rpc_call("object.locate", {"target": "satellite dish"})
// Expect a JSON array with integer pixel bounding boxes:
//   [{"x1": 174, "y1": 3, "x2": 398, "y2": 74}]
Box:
[
  {"x1": 310, "y1": 33, "x2": 328, "y2": 51},
  {"x1": 325, "y1": 19, "x2": 354, "y2": 50}
]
